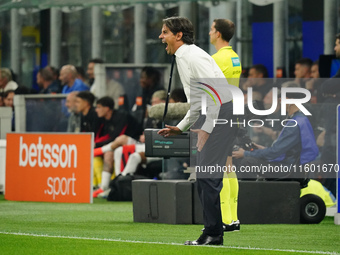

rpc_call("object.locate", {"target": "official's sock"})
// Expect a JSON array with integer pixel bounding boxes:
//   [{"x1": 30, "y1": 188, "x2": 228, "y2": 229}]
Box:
[
  {"x1": 101, "y1": 171, "x2": 112, "y2": 191},
  {"x1": 221, "y1": 176, "x2": 232, "y2": 225},
  {"x1": 94, "y1": 143, "x2": 113, "y2": 157},
  {"x1": 121, "y1": 152, "x2": 142, "y2": 176},
  {"x1": 228, "y1": 171, "x2": 239, "y2": 222}
]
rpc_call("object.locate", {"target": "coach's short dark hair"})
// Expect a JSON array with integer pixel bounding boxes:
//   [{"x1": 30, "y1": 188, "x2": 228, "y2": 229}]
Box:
[
  {"x1": 76, "y1": 91, "x2": 95, "y2": 106},
  {"x1": 96, "y1": 96, "x2": 114, "y2": 110},
  {"x1": 162, "y1": 17, "x2": 194, "y2": 45},
  {"x1": 213, "y1": 19, "x2": 235, "y2": 42}
]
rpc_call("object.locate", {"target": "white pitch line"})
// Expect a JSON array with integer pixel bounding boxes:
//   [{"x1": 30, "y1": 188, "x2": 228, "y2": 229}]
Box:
[{"x1": 0, "y1": 231, "x2": 338, "y2": 255}]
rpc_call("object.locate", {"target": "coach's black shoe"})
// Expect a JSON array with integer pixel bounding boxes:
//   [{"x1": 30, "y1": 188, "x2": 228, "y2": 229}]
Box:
[
  {"x1": 184, "y1": 233, "x2": 223, "y2": 245},
  {"x1": 223, "y1": 220, "x2": 240, "y2": 232}
]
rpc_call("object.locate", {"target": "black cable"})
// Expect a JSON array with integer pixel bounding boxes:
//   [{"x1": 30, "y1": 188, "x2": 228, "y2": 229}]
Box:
[{"x1": 162, "y1": 55, "x2": 176, "y2": 128}]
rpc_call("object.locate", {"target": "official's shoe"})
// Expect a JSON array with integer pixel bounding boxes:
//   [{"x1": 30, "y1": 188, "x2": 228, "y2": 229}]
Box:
[
  {"x1": 223, "y1": 220, "x2": 240, "y2": 232},
  {"x1": 184, "y1": 233, "x2": 223, "y2": 245},
  {"x1": 93, "y1": 188, "x2": 104, "y2": 198}
]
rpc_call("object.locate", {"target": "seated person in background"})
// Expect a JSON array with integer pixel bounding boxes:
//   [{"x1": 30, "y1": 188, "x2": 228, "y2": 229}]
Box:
[
  {"x1": 75, "y1": 91, "x2": 100, "y2": 189},
  {"x1": 93, "y1": 96, "x2": 142, "y2": 197},
  {"x1": 60, "y1": 65, "x2": 89, "y2": 94},
  {"x1": 65, "y1": 91, "x2": 80, "y2": 132},
  {"x1": 3, "y1": 90, "x2": 15, "y2": 108},
  {"x1": 293, "y1": 58, "x2": 313, "y2": 88},
  {"x1": 94, "y1": 90, "x2": 167, "y2": 158},
  {"x1": 37, "y1": 67, "x2": 62, "y2": 94},
  {"x1": 232, "y1": 92, "x2": 319, "y2": 180},
  {"x1": 93, "y1": 91, "x2": 166, "y2": 198},
  {"x1": 131, "y1": 66, "x2": 165, "y2": 126},
  {"x1": 241, "y1": 64, "x2": 272, "y2": 99},
  {"x1": 0, "y1": 68, "x2": 18, "y2": 93},
  {"x1": 75, "y1": 91, "x2": 98, "y2": 133},
  {"x1": 139, "y1": 67, "x2": 164, "y2": 105},
  {"x1": 95, "y1": 96, "x2": 138, "y2": 149},
  {"x1": 2, "y1": 90, "x2": 15, "y2": 131}
]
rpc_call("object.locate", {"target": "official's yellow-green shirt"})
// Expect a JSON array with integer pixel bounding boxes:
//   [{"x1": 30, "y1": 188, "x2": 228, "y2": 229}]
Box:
[{"x1": 212, "y1": 46, "x2": 241, "y2": 87}]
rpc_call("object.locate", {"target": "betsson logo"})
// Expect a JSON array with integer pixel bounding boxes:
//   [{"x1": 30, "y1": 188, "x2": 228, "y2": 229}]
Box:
[{"x1": 19, "y1": 136, "x2": 77, "y2": 168}]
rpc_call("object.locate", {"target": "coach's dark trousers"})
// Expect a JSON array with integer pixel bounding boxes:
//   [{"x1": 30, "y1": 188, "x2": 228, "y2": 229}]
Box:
[{"x1": 195, "y1": 102, "x2": 235, "y2": 236}]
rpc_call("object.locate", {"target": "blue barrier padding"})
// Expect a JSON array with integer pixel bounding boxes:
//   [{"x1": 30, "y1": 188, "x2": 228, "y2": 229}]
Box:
[
  {"x1": 41, "y1": 53, "x2": 48, "y2": 68},
  {"x1": 302, "y1": 21, "x2": 324, "y2": 61},
  {"x1": 252, "y1": 22, "x2": 273, "y2": 78}
]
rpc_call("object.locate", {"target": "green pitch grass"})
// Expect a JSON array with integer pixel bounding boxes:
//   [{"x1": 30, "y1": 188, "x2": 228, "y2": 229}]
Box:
[{"x1": 0, "y1": 195, "x2": 339, "y2": 255}]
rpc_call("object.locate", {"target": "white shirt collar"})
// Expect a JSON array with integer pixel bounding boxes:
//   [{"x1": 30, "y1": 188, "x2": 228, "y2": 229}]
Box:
[{"x1": 175, "y1": 44, "x2": 190, "y2": 58}]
